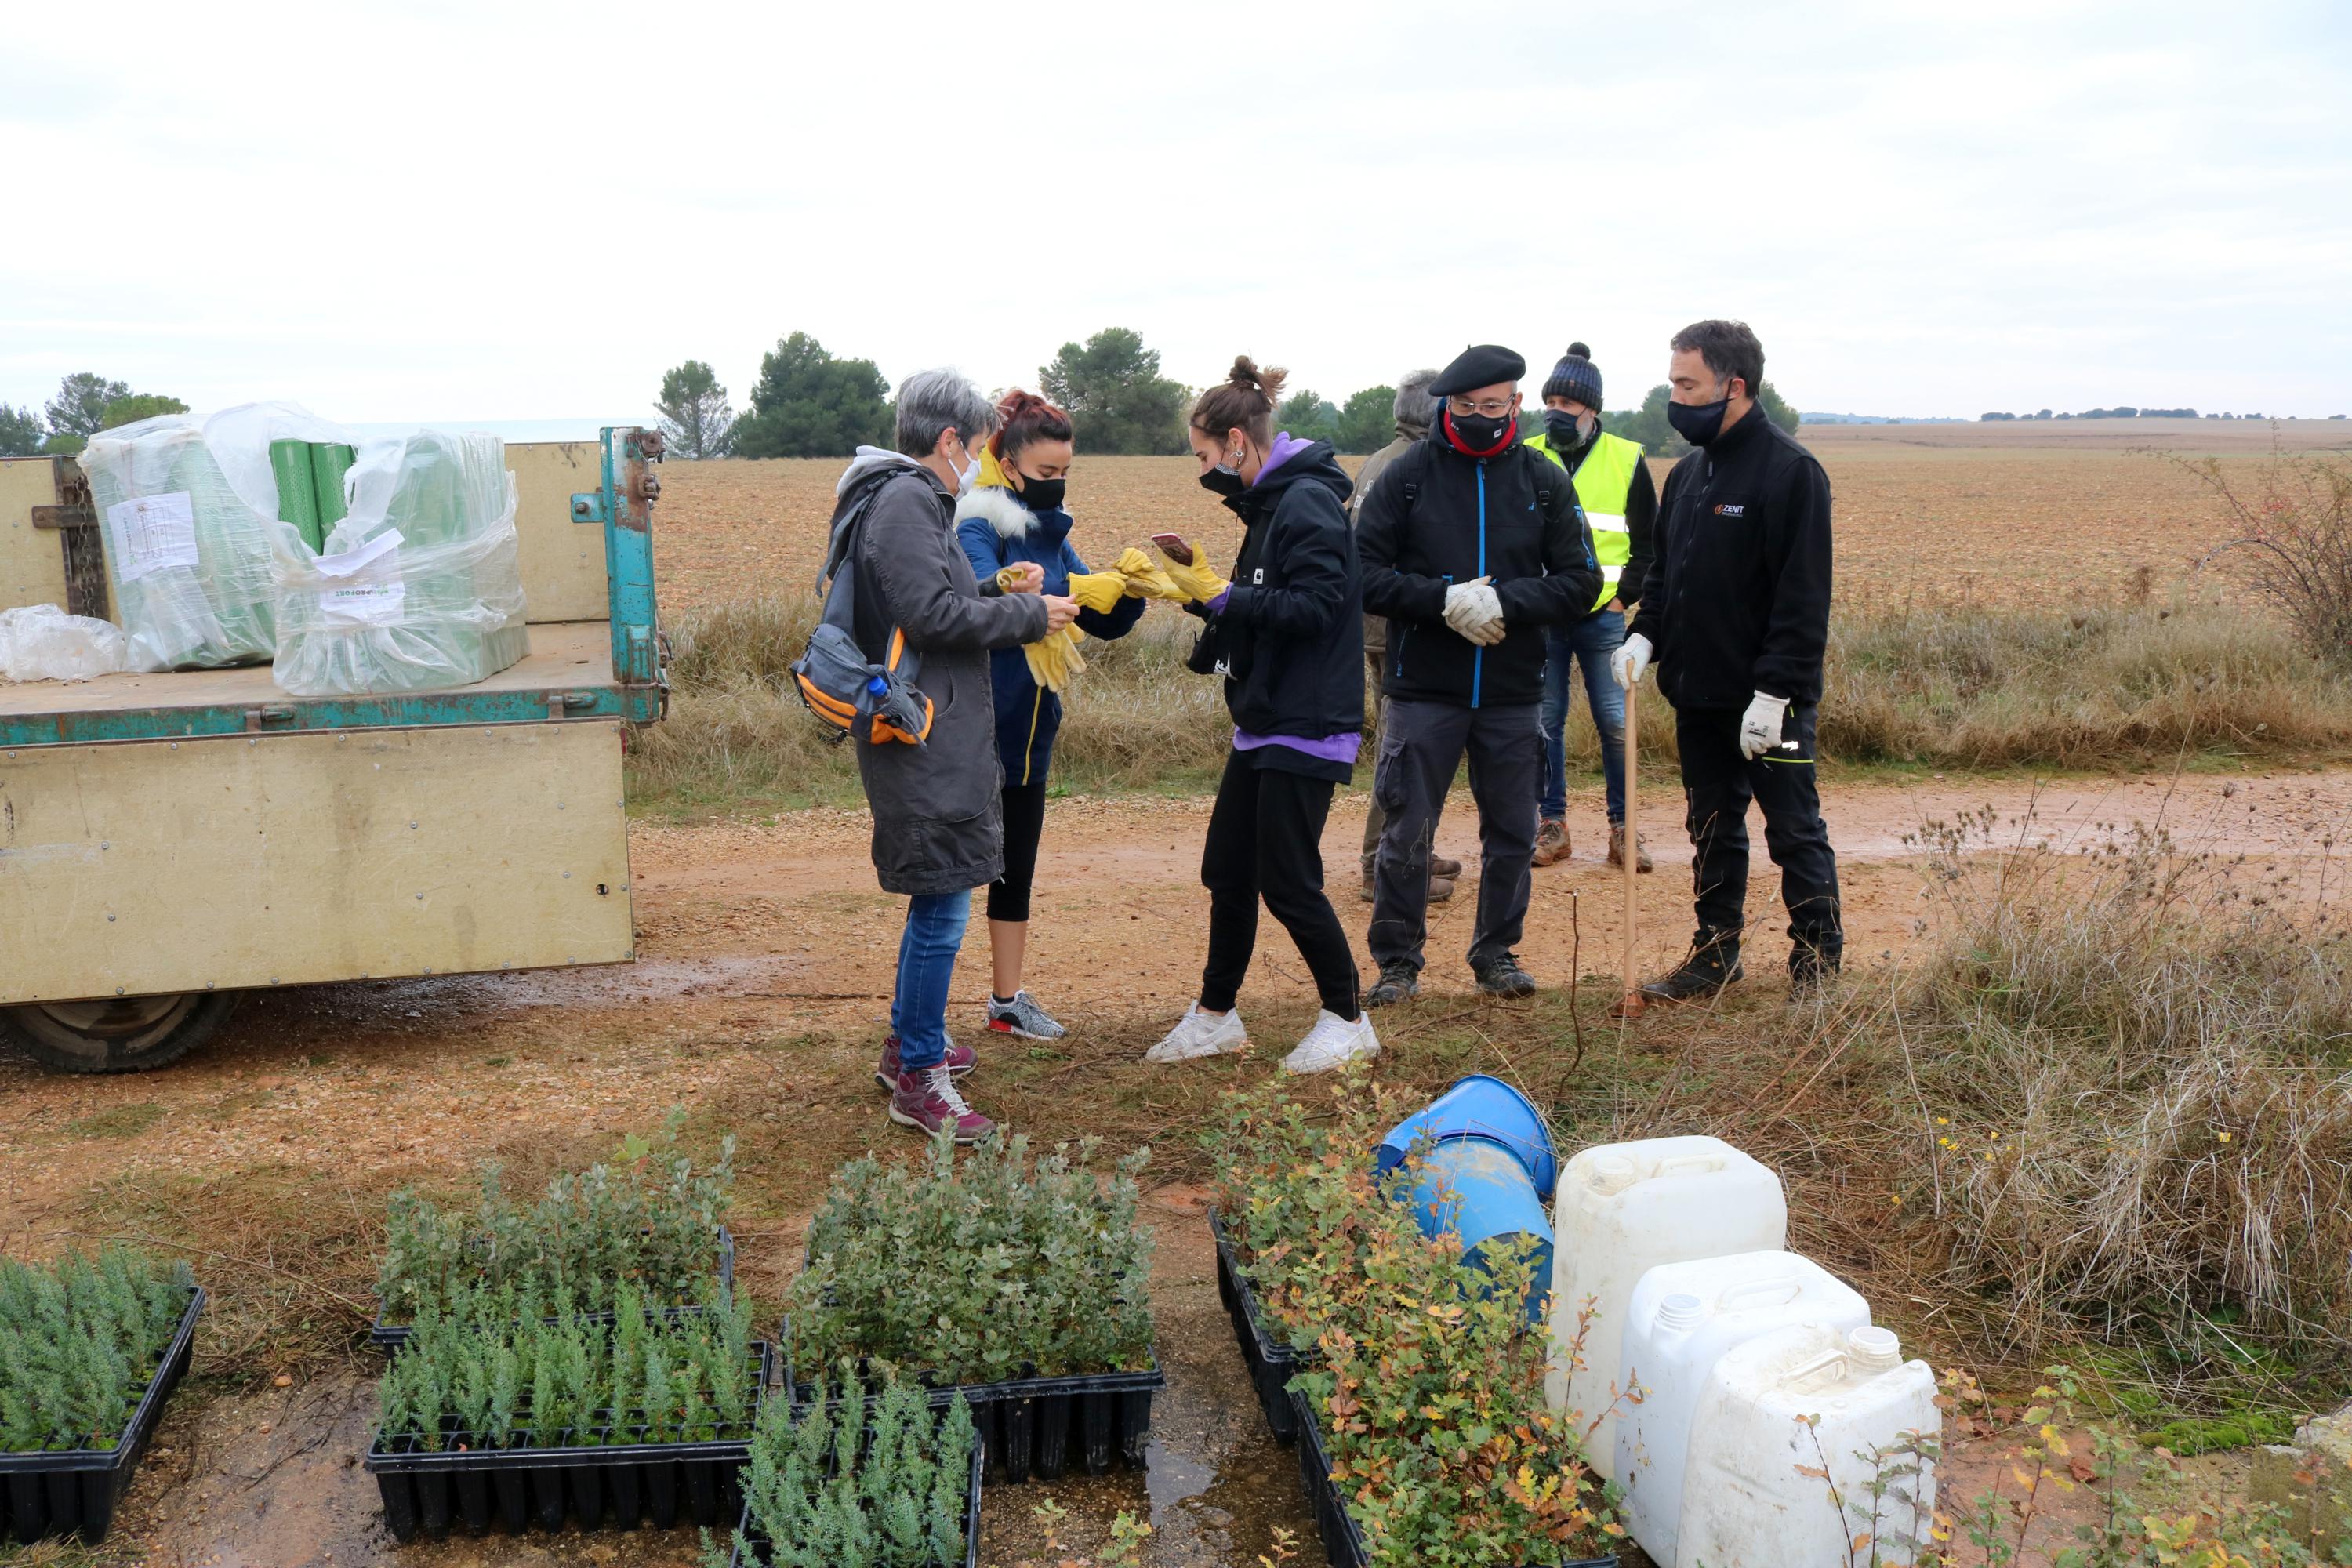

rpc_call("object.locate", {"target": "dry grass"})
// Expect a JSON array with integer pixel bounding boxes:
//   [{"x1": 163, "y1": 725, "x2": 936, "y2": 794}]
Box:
[
  {"x1": 1822, "y1": 596, "x2": 2352, "y2": 767},
  {"x1": 1544, "y1": 806, "x2": 2352, "y2": 1419},
  {"x1": 1886, "y1": 814, "x2": 2352, "y2": 1355},
  {"x1": 629, "y1": 594, "x2": 2352, "y2": 818}
]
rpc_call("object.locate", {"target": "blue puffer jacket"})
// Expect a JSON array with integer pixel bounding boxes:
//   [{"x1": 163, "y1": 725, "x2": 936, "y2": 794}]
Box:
[{"x1": 956, "y1": 484, "x2": 1146, "y2": 786}]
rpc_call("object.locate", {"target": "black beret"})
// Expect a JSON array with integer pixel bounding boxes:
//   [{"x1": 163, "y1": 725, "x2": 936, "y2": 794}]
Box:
[{"x1": 1430, "y1": 344, "x2": 1526, "y2": 397}]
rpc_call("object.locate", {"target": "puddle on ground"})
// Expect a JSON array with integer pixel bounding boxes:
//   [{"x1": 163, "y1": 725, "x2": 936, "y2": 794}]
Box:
[{"x1": 976, "y1": 1192, "x2": 1315, "y2": 1563}]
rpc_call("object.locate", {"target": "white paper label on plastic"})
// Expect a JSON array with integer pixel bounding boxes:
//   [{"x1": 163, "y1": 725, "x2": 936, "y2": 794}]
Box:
[
  {"x1": 321, "y1": 575, "x2": 406, "y2": 626},
  {"x1": 313, "y1": 528, "x2": 404, "y2": 578},
  {"x1": 103, "y1": 492, "x2": 200, "y2": 582}
]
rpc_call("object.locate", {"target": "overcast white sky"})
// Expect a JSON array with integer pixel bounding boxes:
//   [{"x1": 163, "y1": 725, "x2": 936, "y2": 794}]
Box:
[{"x1": 5, "y1": 0, "x2": 2347, "y2": 427}]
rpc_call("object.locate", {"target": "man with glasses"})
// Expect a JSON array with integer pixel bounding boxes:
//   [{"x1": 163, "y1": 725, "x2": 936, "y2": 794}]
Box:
[{"x1": 1356, "y1": 344, "x2": 1602, "y2": 1004}]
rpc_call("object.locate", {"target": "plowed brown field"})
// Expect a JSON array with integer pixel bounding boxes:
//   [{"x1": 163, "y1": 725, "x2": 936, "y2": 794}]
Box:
[{"x1": 650, "y1": 418, "x2": 2349, "y2": 615}]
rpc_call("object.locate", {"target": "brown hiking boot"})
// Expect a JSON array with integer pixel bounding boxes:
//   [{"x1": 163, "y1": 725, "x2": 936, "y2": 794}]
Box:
[
  {"x1": 1431, "y1": 855, "x2": 1464, "y2": 878},
  {"x1": 1531, "y1": 819, "x2": 1570, "y2": 867},
  {"x1": 888, "y1": 1065, "x2": 996, "y2": 1144},
  {"x1": 1365, "y1": 866, "x2": 1455, "y2": 902},
  {"x1": 1608, "y1": 825, "x2": 1653, "y2": 873}
]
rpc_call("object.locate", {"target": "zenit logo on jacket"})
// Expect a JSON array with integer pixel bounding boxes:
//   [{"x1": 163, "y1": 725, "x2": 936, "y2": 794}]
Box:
[{"x1": 1629, "y1": 409, "x2": 1833, "y2": 711}]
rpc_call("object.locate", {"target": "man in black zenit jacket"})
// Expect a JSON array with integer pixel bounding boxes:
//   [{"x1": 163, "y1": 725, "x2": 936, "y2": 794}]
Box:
[
  {"x1": 1357, "y1": 343, "x2": 1602, "y2": 1004},
  {"x1": 1614, "y1": 319, "x2": 1841, "y2": 1001}
]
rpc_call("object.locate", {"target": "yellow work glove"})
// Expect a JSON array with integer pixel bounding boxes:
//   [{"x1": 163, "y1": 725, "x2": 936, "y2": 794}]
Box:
[
  {"x1": 1022, "y1": 626, "x2": 1089, "y2": 694},
  {"x1": 1154, "y1": 545, "x2": 1231, "y2": 604},
  {"x1": 1066, "y1": 571, "x2": 1127, "y2": 615},
  {"x1": 1113, "y1": 546, "x2": 1187, "y2": 601},
  {"x1": 994, "y1": 564, "x2": 1034, "y2": 595}
]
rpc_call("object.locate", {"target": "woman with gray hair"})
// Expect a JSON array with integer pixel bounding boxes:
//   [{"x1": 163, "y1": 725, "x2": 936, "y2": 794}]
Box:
[{"x1": 829, "y1": 367, "x2": 1076, "y2": 1142}]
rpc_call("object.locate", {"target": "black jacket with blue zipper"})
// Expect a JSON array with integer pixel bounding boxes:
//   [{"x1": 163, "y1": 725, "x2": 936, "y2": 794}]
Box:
[{"x1": 1355, "y1": 426, "x2": 1602, "y2": 707}]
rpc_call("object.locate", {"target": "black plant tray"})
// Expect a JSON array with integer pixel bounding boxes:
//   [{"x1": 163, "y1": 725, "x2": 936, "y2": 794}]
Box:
[
  {"x1": 1208, "y1": 1207, "x2": 1312, "y2": 1446},
  {"x1": 369, "y1": 1226, "x2": 736, "y2": 1354},
  {"x1": 724, "y1": 1440, "x2": 983, "y2": 1568},
  {"x1": 777, "y1": 1319, "x2": 1161, "y2": 1486},
  {"x1": 1288, "y1": 1385, "x2": 1614, "y2": 1568},
  {"x1": 0, "y1": 1285, "x2": 205, "y2": 1547},
  {"x1": 363, "y1": 1341, "x2": 770, "y2": 1541}
]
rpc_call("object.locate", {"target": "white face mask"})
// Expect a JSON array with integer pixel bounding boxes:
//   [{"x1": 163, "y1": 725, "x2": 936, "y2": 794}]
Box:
[{"x1": 949, "y1": 435, "x2": 982, "y2": 493}]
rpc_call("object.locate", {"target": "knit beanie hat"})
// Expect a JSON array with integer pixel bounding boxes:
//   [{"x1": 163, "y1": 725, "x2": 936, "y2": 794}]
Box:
[{"x1": 1543, "y1": 343, "x2": 1604, "y2": 409}]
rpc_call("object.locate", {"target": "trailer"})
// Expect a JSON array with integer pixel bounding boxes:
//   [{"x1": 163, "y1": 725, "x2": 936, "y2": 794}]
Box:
[{"x1": 0, "y1": 426, "x2": 668, "y2": 1071}]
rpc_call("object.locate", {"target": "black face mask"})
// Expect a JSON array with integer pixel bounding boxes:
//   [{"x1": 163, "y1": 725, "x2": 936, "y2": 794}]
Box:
[
  {"x1": 1666, "y1": 392, "x2": 1732, "y2": 447},
  {"x1": 1198, "y1": 449, "x2": 1248, "y2": 499},
  {"x1": 1544, "y1": 408, "x2": 1596, "y2": 452},
  {"x1": 1447, "y1": 410, "x2": 1515, "y2": 452},
  {"x1": 1014, "y1": 475, "x2": 1066, "y2": 512}
]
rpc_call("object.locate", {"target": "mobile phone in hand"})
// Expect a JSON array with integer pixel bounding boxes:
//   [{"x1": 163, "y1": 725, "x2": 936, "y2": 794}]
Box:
[{"x1": 1151, "y1": 532, "x2": 1194, "y2": 566}]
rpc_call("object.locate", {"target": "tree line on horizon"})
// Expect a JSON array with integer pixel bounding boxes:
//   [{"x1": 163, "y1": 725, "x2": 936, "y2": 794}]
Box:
[
  {"x1": 654, "y1": 328, "x2": 1802, "y2": 463},
  {"x1": 0, "y1": 375, "x2": 191, "y2": 457}
]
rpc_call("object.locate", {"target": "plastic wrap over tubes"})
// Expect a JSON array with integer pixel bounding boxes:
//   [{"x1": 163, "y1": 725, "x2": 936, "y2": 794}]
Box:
[
  {"x1": 267, "y1": 431, "x2": 530, "y2": 697},
  {"x1": 79, "y1": 416, "x2": 278, "y2": 669}
]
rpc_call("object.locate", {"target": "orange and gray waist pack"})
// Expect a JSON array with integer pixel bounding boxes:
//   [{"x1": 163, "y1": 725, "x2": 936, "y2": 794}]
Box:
[{"x1": 792, "y1": 478, "x2": 933, "y2": 746}]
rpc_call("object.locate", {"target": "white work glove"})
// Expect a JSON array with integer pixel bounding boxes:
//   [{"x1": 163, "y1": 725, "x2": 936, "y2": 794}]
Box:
[
  {"x1": 1610, "y1": 633, "x2": 1653, "y2": 689},
  {"x1": 1442, "y1": 579, "x2": 1506, "y2": 646},
  {"x1": 1739, "y1": 691, "x2": 1789, "y2": 760}
]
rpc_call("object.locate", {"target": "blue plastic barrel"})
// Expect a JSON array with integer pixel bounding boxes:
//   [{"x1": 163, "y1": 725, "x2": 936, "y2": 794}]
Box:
[{"x1": 1375, "y1": 1076, "x2": 1557, "y2": 1323}]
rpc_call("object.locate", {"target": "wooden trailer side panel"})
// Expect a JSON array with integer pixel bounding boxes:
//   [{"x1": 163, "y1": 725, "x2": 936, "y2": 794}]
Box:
[
  {"x1": 0, "y1": 721, "x2": 633, "y2": 1005},
  {"x1": 507, "y1": 441, "x2": 609, "y2": 625},
  {"x1": 0, "y1": 457, "x2": 71, "y2": 615}
]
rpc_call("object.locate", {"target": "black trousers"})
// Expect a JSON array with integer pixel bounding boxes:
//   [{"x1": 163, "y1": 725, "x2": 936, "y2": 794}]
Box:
[
  {"x1": 1200, "y1": 749, "x2": 1361, "y2": 1019},
  {"x1": 987, "y1": 781, "x2": 1049, "y2": 924},
  {"x1": 1676, "y1": 702, "x2": 1842, "y2": 962}
]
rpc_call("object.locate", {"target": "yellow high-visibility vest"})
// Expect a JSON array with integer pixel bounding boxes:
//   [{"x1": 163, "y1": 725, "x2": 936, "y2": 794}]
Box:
[{"x1": 1526, "y1": 429, "x2": 1641, "y2": 610}]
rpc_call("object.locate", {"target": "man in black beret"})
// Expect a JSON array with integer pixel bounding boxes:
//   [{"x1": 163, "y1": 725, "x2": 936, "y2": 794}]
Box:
[{"x1": 1356, "y1": 345, "x2": 1603, "y2": 1004}]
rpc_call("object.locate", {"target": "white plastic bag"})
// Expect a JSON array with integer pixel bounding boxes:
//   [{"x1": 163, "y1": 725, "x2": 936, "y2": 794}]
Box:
[
  {"x1": 0, "y1": 604, "x2": 163, "y2": 682},
  {"x1": 267, "y1": 430, "x2": 529, "y2": 696},
  {"x1": 79, "y1": 415, "x2": 278, "y2": 669}
]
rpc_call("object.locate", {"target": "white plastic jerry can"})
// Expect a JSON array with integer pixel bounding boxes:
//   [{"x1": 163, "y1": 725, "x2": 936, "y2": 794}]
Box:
[
  {"x1": 1678, "y1": 1323, "x2": 1940, "y2": 1568},
  {"x1": 1546, "y1": 1135, "x2": 1788, "y2": 1476},
  {"x1": 1613, "y1": 1250, "x2": 1871, "y2": 1568}
]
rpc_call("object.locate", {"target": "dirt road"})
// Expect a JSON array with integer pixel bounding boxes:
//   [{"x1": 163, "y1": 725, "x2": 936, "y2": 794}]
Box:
[{"x1": 3, "y1": 765, "x2": 2346, "y2": 1566}]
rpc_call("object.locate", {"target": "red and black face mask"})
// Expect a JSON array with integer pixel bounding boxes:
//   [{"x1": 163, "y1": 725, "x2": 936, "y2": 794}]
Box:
[{"x1": 1443, "y1": 408, "x2": 1518, "y2": 456}]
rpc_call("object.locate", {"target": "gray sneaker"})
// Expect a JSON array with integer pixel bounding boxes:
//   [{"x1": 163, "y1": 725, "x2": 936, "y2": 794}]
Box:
[{"x1": 987, "y1": 989, "x2": 1066, "y2": 1041}]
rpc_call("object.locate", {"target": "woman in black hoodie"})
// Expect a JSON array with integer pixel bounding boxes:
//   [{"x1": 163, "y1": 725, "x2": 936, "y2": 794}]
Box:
[{"x1": 1145, "y1": 358, "x2": 1377, "y2": 1075}]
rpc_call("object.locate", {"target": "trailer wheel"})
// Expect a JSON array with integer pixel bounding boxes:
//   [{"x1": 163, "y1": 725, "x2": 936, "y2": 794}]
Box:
[{"x1": 0, "y1": 993, "x2": 241, "y2": 1073}]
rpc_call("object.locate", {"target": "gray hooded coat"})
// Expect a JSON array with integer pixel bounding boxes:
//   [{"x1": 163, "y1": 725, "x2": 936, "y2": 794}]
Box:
[{"x1": 836, "y1": 449, "x2": 1048, "y2": 896}]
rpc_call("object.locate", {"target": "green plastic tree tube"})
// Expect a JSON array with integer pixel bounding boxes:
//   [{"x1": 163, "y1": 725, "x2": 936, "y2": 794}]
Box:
[{"x1": 270, "y1": 440, "x2": 325, "y2": 554}]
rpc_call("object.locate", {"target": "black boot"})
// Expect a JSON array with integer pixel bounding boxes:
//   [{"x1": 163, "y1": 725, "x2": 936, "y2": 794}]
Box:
[
  {"x1": 1638, "y1": 934, "x2": 1744, "y2": 1004},
  {"x1": 1788, "y1": 942, "x2": 1842, "y2": 1004},
  {"x1": 1365, "y1": 960, "x2": 1421, "y2": 1008}
]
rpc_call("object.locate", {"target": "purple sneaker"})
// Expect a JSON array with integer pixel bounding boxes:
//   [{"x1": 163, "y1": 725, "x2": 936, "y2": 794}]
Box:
[
  {"x1": 889, "y1": 1066, "x2": 996, "y2": 1145},
  {"x1": 876, "y1": 1034, "x2": 975, "y2": 1091}
]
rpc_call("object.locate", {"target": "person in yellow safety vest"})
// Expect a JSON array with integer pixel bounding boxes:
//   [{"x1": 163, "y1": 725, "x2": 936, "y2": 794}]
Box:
[{"x1": 1523, "y1": 344, "x2": 1656, "y2": 873}]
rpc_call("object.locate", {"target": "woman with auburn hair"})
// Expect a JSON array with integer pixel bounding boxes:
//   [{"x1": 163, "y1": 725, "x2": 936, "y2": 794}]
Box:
[
  {"x1": 1144, "y1": 357, "x2": 1377, "y2": 1075},
  {"x1": 955, "y1": 388, "x2": 1146, "y2": 1042}
]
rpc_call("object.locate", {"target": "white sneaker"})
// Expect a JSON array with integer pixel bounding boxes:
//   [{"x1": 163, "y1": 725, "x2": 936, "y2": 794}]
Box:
[
  {"x1": 1145, "y1": 1004, "x2": 1248, "y2": 1064},
  {"x1": 1281, "y1": 1010, "x2": 1380, "y2": 1075}
]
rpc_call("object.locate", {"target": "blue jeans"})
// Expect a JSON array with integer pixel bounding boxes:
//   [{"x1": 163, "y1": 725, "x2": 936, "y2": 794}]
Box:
[
  {"x1": 891, "y1": 890, "x2": 971, "y2": 1072},
  {"x1": 1538, "y1": 608, "x2": 1628, "y2": 825}
]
